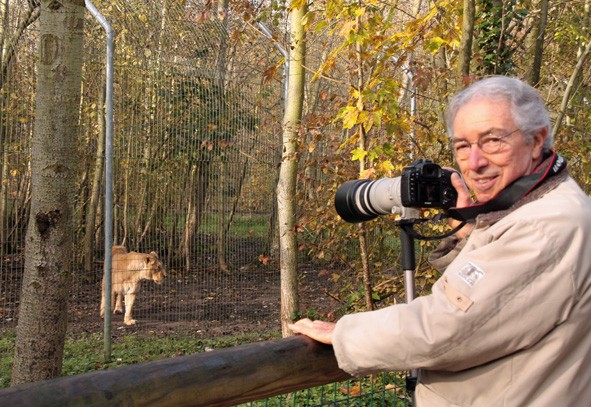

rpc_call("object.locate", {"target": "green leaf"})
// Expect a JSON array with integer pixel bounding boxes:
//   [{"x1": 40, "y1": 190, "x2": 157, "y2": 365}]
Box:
[{"x1": 424, "y1": 37, "x2": 446, "y2": 55}]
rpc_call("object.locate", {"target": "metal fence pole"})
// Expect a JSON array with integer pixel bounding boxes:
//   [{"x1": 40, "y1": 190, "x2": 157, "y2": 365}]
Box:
[
  {"x1": 85, "y1": 0, "x2": 115, "y2": 360},
  {"x1": 257, "y1": 21, "x2": 289, "y2": 105}
]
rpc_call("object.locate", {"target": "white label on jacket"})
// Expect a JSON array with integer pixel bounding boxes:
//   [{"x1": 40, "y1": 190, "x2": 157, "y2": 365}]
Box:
[{"x1": 457, "y1": 262, "x2": 484, "y2": 287}]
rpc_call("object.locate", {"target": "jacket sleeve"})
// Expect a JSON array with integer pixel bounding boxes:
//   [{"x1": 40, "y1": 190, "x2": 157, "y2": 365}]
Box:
[
  {"x1": 428, "y1": 235, "x2": 468, "y2": 272},
  {"x1": 332, "y1": 213, "x2": 578, "y2": 377}
]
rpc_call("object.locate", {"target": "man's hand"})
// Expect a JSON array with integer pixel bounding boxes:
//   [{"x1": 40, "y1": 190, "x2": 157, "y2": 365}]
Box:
[
  {"x1": 451, "y1": 172, "x2": 472, "y2": 207},
  {"x1": 288, "y1": 318, "x2": 336, "y2": 345},
  {"x1": 449, "y1": 172, "x2": 474, "y2": 239}
]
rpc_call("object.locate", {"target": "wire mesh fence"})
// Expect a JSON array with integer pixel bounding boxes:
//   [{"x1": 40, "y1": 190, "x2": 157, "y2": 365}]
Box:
[
  {"x1": 242, "y1": 372, "x2": 411, "y2": 407},
  {"x1": 4, "y1": 0, "x2": 424, "y2": 339},
  {"x1": 0, "y1": 1, "x2": 416, "y2": 404},
  {"x1": 1, "y1": 0, "x2": 290, "y2": 337}
]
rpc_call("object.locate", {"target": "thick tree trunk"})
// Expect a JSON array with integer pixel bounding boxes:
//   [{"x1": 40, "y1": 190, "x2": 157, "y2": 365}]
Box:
[
  {"x1": 12, "y1": 0, "x2": 85, "y2": 385},
  {"x1": 279, "y1": 1, "x2": 306, "y2": 337}
]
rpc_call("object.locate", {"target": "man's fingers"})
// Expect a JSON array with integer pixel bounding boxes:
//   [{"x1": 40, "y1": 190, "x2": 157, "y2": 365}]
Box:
[
  {"x1": 451, "y1": 172, "x2": 472, "y2": 208},
  {"x1": 288, "y1": 319, "x2": 335, "y2": 345},
  {"x1": 288, "y1": 318, "x2": 313, "y2": 334}
]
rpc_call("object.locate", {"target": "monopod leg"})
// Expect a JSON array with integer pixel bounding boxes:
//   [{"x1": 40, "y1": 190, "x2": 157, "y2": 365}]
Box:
[{"x1": 400, "y1": 222, "x2": 418, "y2": 405}]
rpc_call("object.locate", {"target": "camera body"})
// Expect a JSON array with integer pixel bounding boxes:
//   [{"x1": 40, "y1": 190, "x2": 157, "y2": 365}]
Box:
[
  {"x1": 334, "y1": 159, "x2": 458, "y2": 223},
  {"x1": 401, "y1": 159, "x2": 457, "y2": 209}
]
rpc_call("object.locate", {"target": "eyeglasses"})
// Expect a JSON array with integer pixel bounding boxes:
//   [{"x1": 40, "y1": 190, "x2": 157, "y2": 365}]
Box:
[{"x1": 451, "y1": 129, "x2": 520, "y2": 160}]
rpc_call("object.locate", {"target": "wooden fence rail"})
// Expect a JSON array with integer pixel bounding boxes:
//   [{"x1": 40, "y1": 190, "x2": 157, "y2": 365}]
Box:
[{"x1": 0, "y1": 335, "x2": 351, "y2": 406}]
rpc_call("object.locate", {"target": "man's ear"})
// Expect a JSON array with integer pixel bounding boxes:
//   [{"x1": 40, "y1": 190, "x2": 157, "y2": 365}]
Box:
[{"x1": 532, "y1": 128, "x2": 547, "y2": 160}]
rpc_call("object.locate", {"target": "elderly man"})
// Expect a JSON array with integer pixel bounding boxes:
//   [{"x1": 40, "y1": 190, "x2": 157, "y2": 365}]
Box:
[{"x1": 289, "y1": 76, "x2": 591, "y2": 406}]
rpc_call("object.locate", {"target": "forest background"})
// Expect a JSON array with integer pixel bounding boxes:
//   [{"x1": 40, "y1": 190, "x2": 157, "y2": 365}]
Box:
[{"x1": 0, "y1": 0, "x2": 590, "y2": 389}]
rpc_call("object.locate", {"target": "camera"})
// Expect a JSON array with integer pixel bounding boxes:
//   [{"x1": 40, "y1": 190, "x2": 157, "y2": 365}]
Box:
[{"x1": 334, "y1": 159, "x2": 458, "y2": 223}]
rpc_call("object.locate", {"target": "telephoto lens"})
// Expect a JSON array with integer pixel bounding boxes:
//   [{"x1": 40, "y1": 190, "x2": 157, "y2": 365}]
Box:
[{"x1": 334, "y1": 177, "x2": 404, "y2": 223}]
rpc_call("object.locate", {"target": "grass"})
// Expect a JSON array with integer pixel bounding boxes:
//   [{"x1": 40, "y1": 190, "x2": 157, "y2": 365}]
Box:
[
  {"x1": 0, "y1": 332, "x2": 15, "y2": 388},
  {"x1": 201, "y1": 212, "x2": 270, "y2": 238},
  {"x1": 0, "y1": 330, "x2": 278, "y2": 388}
]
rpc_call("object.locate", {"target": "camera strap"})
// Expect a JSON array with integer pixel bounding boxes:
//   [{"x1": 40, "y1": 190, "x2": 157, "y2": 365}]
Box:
[{"x1": 446, "y1": 150, "x2": 567, "y2": 222}]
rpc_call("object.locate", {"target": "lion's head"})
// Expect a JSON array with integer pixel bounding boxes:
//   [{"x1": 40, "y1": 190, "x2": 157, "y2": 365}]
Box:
[{"x1": 146, "y1": 252, "x2": 166, "y2": 284}]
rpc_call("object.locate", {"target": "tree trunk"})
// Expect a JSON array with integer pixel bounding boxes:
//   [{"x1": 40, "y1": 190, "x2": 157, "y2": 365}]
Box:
[
  {"x1": 569, "y1": 0, "x2": 590, "y2": 121},
  {"x1": 397, "y1": 0, "x2": 423, "y2": 107},
  {"x1": 552, "y1": 37, "x2": 591, "y2": 140},
  {"x1": 0, "y1": 0, "x2": 7, "y2": 246},
  {"x1": 12, "y1": 0, "x2": 85, "y2": 385},
  {"x1": 525, "y1": 0, "x2": 548, "y2": 86},
  {"x1": 182, "y1": 162, "x2": 210, "y2": 271},
  {"x1": 355, "y1": 4, "x2": 374, "y2": 312},
  {"x1": 0, "y1": 2, "x2": 40, "y2": 92},
  {"x1": 457, "y1": 0, "x2": 475, "y2": 80},
  {"x1": 83, "y1": 78, "x2": 106, "y2": 272},
  {"x1": 215, "y1": 0, "x2": 229, "y2": 273},
  {"x1": 280, "y1": 1, "x2": 306, "y2": 337},
  {"x1": 182, "y1": 164, "x2": 198, "y2": 271}
]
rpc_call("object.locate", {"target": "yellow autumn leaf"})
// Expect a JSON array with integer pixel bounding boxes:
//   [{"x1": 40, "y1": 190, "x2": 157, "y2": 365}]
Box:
[
  {"x1": 350, "y1": 148, "x2": 367, "y2": 161},
  {"x1": 377, "y1": 160, "x2": 395, "y2": 172},
  {"x1": 340, "y1": 106, "x2": 359, "y2": 129},
  {"x1": 359, "y1": 168, "x2": 375, "y2": 179}
]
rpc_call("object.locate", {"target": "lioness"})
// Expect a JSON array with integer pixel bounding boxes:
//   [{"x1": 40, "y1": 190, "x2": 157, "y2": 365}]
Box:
[{"x1": 100, "y1": 245, "x2": 166, "y2": 325}]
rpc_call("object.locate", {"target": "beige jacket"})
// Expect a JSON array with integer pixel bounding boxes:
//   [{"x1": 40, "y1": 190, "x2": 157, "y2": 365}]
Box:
[{"x1": 333, "y1": 174, "x2": 591, "y2": 406}]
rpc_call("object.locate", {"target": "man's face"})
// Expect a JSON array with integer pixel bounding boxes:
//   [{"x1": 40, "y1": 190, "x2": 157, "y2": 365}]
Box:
[{"x1": 452, "y1": 98, "x2": 546, "y2": 203}]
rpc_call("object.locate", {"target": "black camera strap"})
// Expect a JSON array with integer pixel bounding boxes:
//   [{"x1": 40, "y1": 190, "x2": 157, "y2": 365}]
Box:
[{"x1": 446, "y1": 150, "x2": 566, "y2": 222}]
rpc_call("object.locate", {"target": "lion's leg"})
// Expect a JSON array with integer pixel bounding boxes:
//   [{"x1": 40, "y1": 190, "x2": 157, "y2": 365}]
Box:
[
  {"x1": 123, "y1": 293, "x2": 137, "y2": 325},
  {"x1": 113, "y1": 289, "x2": 123, "y2": 314},
  {"x1": 100, "y1": 276, "x2": 106, "y2": 317},
  {"x1": 100, "y1": 288, "x2": 105, "y2": 318}
]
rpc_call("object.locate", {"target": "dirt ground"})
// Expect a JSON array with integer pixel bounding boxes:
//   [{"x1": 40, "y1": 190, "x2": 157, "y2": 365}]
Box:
[
  {"x1": 1, "y1": 237, "x2": 345, "y2": 340},
  {"x1": 62, "y1": 264, "x2": 344, "y2": 339}
]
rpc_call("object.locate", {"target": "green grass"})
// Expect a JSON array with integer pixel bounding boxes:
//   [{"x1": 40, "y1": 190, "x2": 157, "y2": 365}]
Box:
[
  {"x1": 0, "y1": 330, "x2": 278, "y2": 388},
  {"x1": 201, "y1": 212, "x2": 270, "y2": 238},
  {"x1": 142, "y1": 211, "x2": 271, "y2": 239},
  {"x1": 0, "y1": 332, "x2": 15, "y2": 388}
]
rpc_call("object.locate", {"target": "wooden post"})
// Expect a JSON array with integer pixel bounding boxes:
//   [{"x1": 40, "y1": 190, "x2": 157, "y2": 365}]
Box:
[{"x1": 0, "y1": 336, "x2": 351, "y2": 406}]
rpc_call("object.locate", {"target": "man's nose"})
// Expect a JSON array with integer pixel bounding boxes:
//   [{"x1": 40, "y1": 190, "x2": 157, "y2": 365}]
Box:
[{"x1": 468, "y1": 145, "x2": 488, "y2": 169}]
